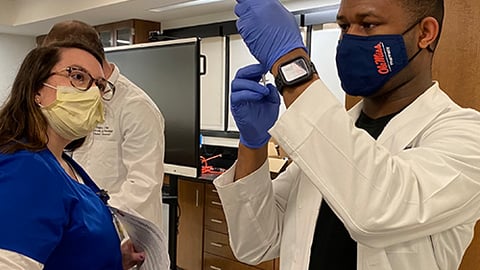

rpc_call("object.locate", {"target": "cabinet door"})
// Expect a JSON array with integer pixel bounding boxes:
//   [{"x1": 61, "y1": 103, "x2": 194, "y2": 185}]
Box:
[
  {"x1": 113, "y1": 20, "x2": 134, "y2": 47},
  {"x1": 115, "y1": 27, "x2": 133, "y2": 46},
  {"x1": 201, "y1": 37, "x2": 226, "y2": 131},
  {"x1": 95, "y1": 24, "x2": 115, "y2": 48},
  {"x1": 204, "y1": 253, "x2": 264, "y2": 270},
  {"x1": 177, "y1": 179, "x2": 205, "y2": 270},
  {"x1": 227, "y1": 34, "x2": 259, "y2": 132},
  {"x1": 95, "y1": 19, "x2": 160, "y2": 48},
  {"x1": 98, "y1": 30, "x2": 113, "y2": 48}
]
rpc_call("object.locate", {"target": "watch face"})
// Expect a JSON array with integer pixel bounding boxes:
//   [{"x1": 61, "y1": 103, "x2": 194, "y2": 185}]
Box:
[{"x1": 280, "y1": 58, "x2": 308, "y2": 82}]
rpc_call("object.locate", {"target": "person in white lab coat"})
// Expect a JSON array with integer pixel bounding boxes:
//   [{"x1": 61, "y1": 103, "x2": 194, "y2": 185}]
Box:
[
  {"x1": 214, "y1": 0, "x2": 480, "y2": 269},
  {"x1": 42, "y1": 21, "x2": 166, "y2": 229}
]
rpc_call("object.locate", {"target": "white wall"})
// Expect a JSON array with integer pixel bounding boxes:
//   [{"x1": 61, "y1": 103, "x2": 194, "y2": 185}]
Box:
[
  {"x1": 310, "y1": 28, "x2": 345, "y2": 104},
  {"x1": 0, "y1": 34, "x2": 35, "y2": 103}
]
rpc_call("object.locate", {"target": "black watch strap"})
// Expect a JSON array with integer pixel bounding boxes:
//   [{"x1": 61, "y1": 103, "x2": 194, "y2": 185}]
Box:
[{"x1": 274, "y1": 75, "x2": 287, "y2": 95}]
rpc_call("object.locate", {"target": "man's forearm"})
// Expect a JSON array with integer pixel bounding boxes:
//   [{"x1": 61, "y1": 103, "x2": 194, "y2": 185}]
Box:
[{"x1": 234, "y1": 143, "x2": 268, "y2": 181}]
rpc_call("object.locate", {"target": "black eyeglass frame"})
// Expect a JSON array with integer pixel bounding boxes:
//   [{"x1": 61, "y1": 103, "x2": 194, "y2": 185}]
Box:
[{"x1": 49, "y1": 66, "x2": 115, "y2": 101}]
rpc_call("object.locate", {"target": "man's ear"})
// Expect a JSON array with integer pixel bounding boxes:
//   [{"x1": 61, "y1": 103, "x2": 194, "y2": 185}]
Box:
[{"x1": 418, "y1": 16, "x2": 440, "y2": 51}]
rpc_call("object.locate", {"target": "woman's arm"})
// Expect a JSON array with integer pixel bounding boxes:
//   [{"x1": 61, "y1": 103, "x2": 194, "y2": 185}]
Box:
[{"x1": 0, "y1": 249, "x2": 43, "y2": 270}]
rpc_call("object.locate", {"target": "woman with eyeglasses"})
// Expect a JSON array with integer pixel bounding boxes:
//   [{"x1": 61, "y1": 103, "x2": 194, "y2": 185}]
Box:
[{"x1": 0, "y1": 41, "x2": 144, "y2": 270}]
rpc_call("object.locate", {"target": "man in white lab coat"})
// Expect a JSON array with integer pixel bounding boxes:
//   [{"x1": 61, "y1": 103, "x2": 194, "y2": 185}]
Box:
[
  {"x1": 42, "y1": 21, "x2": 166, "y2": 229},
  {"x1": 214, "y1": 0, "x2": 480, "y2": 269}
]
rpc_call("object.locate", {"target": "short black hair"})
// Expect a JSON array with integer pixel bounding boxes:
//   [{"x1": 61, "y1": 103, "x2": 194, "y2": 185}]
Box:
[{"x1": 400, "y1": 0, "x2": 444, "y2": 48}]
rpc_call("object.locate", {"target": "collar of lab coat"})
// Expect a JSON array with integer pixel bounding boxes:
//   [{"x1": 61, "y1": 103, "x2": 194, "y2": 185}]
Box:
[
  {"x1": 108, "y1": 63, "x2": 121, "y2": 84},
  {"x1": 347, "y1": 81, "x2": 448, "y2": 153}
]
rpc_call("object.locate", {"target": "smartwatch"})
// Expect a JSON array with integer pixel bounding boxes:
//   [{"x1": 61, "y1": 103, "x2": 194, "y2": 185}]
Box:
[{"x1": 274, "y1": 56, "x2": 317, "y2": 95}]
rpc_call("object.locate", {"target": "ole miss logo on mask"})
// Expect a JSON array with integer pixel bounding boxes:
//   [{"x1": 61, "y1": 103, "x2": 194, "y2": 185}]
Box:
[{"x1": 373, "y1": 42, "x2": 394, "y2": 75}]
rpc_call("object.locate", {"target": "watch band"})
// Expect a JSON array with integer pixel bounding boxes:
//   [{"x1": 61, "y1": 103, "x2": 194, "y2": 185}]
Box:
[{"x1": 274, "y1": 74, "x2": 287, "y2": 95}]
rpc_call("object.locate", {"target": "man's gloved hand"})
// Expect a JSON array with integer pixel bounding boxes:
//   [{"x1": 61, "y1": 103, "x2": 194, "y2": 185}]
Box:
[
  {"x1": 231, "y1": 64, "x2": 280, "y2": 149},
  {"x1": 235, "y1": 0, "x2": 307, "y2": 71}
]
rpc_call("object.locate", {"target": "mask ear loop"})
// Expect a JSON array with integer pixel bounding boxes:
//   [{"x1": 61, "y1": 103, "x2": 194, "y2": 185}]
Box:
[
  {"x1": 402, "y1": 17, "x2": 435, "y2": 62},
  {"x1": 408, "y1": 48, "x2": 423, "y2": 63},
  {"x1": 403, "y1": 17, "x2": 436, "y2": 54},
  {"x1": 401, "y1": 15, "x2": 428, "y2": 36}
]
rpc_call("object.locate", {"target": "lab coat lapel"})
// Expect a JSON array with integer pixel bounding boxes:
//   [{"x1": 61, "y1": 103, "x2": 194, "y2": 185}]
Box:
[
  {"x1": 347, "y1": 83, "x2": 447, "y2": 154},
  {"x1": 377, "y1": 83, "x2": 447, "y2": 153}
]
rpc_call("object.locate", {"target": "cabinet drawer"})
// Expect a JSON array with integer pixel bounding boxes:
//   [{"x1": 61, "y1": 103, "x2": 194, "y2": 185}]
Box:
[
  {"x1": 205, "y1": 201, "x2": 228, "y2": 233},
  {"x1": 204, "y1": 230, "x2": 235, "y2": 260},
  {"x1": 206, "y1": 191, "x2": 224, "y2": 210},
  {"x1": 204, "y1": 253, "x2": 273, "y2": 270},
  {"x1": 204, "y1": 230, "x2": 275, "y2": 270},
  {"x1": 205, "y1": 183, "x2": 222, "y2": 208}
]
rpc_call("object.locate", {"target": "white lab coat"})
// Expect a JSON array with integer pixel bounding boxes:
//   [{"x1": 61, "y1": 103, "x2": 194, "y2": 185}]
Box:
[
  {"x1": 214, "y1": 80, "x2": 480, "y2": 270},
  {"x1": 74, "y1": 65, "x2": 165, "y2": 228}
]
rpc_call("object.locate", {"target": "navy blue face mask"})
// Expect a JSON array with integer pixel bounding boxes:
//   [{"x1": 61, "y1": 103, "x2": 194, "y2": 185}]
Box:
[{"x1": 336, "y1": 23, "x2": 423, "y2": 97}]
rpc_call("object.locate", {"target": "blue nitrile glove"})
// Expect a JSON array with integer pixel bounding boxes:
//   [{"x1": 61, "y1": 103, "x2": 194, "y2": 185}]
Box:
[
  {"x1": 231, "y1": 64, "x2": 280, "y2": 149},
  {"x1": 235, "y1": 0, "x2": 307, "y2": 71}
]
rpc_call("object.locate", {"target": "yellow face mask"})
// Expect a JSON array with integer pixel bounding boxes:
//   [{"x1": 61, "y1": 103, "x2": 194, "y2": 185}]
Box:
[{"x1": 40, "y1": 85, "x2": 105, "y2": 141}]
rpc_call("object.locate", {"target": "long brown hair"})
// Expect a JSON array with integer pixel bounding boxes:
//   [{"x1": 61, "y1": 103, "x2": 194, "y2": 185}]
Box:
[{"x1": 0, "y1": 42, "x2": 103, "y2": 153}]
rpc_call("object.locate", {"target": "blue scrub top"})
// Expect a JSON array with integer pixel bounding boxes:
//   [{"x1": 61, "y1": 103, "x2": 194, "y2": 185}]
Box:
[{"x1": 0, "y1": 149, "x2": 122, "y2": 270}]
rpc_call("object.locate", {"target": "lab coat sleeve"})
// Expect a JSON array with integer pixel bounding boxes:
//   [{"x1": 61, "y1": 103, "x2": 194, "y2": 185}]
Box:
[
  {"x1": 0, "y1": 249, "x2": 43, "y2": 270},
  {"x1": 110, "y1": 96, "x2": 165, "y2": 223},
  {"x1": 214, "y1": 159, "x2": 299, "y2": 264},
  {"x1": 270, "y1": 80, "x2": 480, "y2": 248}
]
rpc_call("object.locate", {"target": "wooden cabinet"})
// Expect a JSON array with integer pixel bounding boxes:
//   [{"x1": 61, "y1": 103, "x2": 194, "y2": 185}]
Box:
[
  {"x1": 204, "y1": 253, "x2": 268, "y2": 270},
  {"x1": 94, "y1": 19, "x2": 160, "y2": 47},
  {"x1": 177, "y1": 178, "x2": 205, "y2": 270},
  {"x1": 36, "y1": 19, "x2": 160, "y2": 47},
  {"x1": 437, "y1": 2, "x2": 480, "y2": 270},
  {"x1": 203, "y1": 183, "x2": 276, "y2": 270},
  {"x1": 177, "y1": 179, "x2": 277, "y2": 270}
]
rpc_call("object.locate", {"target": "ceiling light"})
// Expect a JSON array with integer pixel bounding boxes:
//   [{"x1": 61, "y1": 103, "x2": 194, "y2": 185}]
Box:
[{"x1": 149, "y1": 0, "x2": 225, "y2": 13}]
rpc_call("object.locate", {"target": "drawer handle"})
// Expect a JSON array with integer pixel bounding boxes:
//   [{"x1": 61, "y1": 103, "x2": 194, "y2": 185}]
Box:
[
  {"x1": 209, "y1": 266, "x2": 222, "y2": 270},
  {"x1": 210, "y1": 218, "x2": 223, "y2": 224},
  {"x1": 195, "y1": 189, "x2": 199, "y2": 207},
  {"x1": 210, "y1": 242, "x2": 224, "y2": 248},
  {"x1": 212, "y1": 189, "x2": 218, "y2": 193},
  {"x1": 211, "y1": 201, "x2": 222, "y2": 206}
]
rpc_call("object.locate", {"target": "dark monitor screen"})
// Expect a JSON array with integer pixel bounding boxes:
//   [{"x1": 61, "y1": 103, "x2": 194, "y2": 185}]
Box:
[{"x1": 105, "y1": 38, "x2": 200, "y2": 178}]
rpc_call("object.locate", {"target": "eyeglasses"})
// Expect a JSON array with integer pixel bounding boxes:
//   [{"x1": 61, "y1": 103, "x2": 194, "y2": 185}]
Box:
[{"x1": 49, "y1": 66, "x2": 115, "y2": 101}]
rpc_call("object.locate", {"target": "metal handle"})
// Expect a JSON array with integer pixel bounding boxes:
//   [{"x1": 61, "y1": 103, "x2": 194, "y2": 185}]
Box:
[
  {"x1": 210, "y1": 242, "x2": 223, "y2": 248},
  {"x1": 209, "y1": 266, "x2": 222, "y2": 270},
  {"x1": 200, "y1": 54, "x2": 207, "y2": 75},
  {"x1": 210, "y1": 218, "x2": 223, "y2": 224},
  {"x1": 195, "y1": 189, "x2": 199, "y2": 207},
  {"x1": 212, "y1": 189, "x2": 218, "y2": 193},
  {"x1": 211, "y1": 201, "x2": 222, "y2": 206}
]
